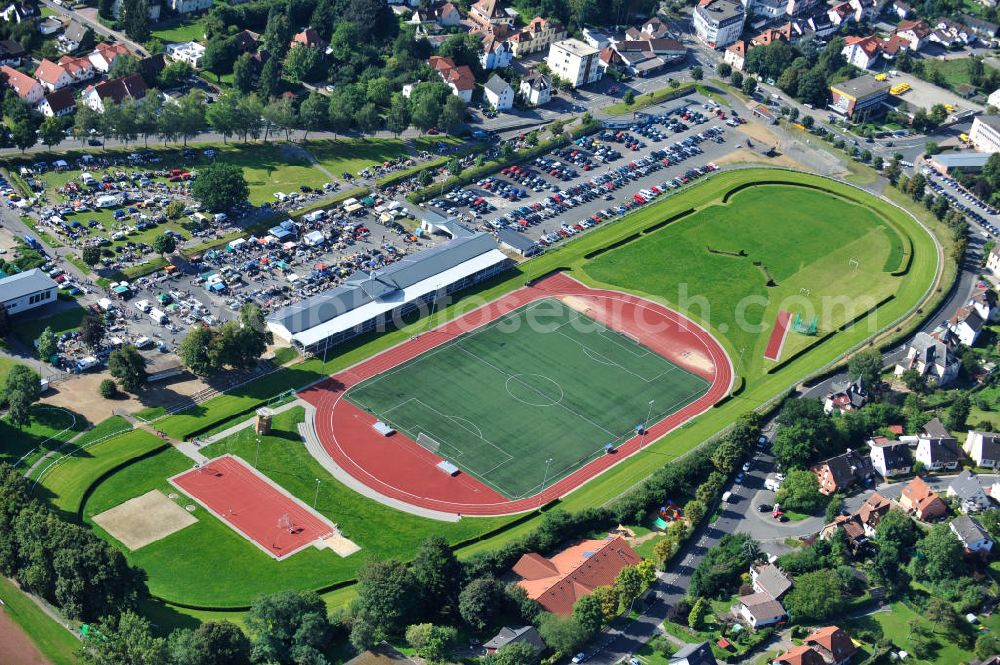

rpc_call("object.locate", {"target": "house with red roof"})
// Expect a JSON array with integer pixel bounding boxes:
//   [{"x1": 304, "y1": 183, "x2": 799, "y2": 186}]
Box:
[
  {"x1": 773, "y1": 646, "x2": 826, "y2": 665},
  {"x1": 56, "y1": 54, "x2": 96, "y2": 82},
  {"x1": 37, "y1": 87, "x2": 76, "y2": 117},
  {"x1": 290, "y1": 27, "x2": 326, "y2": 49},
  {"x1": 511, "y1": 537, "x2": 641, "y2": 615},
  {"x1": 34, "y1": 59, "x2": 73, "y2": 91},
  {"x1": 805, "y1": 626, "x2": 857, "y2": 665},
  {"x1": 89, "y1": 42, "x2": 130, "y2": 73},
  {"x1": 82, "y1": 72, "x2": 147, "y2": 112},
  {"x1": 429, "y1": 55, "x2": 475, "y2": 102},
  {"x1": 0, "y1": 64, "x2": 43, "y2": 103}
]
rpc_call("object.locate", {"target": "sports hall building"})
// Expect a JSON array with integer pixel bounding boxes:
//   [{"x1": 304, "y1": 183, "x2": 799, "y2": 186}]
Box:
[{"x1": 266, "y1": 224, "x2": 512, "y2": 355}]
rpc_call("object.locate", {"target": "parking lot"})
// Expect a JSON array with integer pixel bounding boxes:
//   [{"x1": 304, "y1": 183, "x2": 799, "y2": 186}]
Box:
[
  {"x1": 925, "y1": 166, "x2": 1000, "y2": 239},
  {"x1": 422, "y1": 94, "x2": 742, "y2": 250}
]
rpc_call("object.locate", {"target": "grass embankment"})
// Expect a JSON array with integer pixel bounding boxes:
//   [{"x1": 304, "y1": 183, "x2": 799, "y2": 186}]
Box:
[{"x1": 0, "y1": 577, "x2": 80, "y2": 665}]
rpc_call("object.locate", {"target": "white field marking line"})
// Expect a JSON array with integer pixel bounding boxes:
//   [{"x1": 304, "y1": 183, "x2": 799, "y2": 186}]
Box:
[
  {"x1": 382, "y1": 397, "x2": 514, "y2": 466},
  {"x1": 377, "y1": 400, "x2": 466, "y2": 459},
  {"x1": 558, "y1": 329, "x2": 674, "y2": 385},
  {"x1": 452, "y1": 343, "x2": 618, "y2": 439},
  {"x1": 14, "y1": 406, "x2": 79, "y2": 468},
  {"x1": 597, "y1": 328, "x2": 652, "y2": 359},
  {"x1": 345, "y1": 298, "x2": 558, "y2": 399}
]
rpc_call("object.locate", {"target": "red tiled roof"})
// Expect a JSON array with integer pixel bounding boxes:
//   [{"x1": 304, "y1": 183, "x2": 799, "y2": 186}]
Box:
[
  {"x1": 86, "y1": 72, "x2": 147, "y2": 105},
  {"x1": 1, "y1": 64, "x2": 39, "y2": 99},
  {"x1": 513, "y1": 537, "x2": 641, "y2": 615},
  {"x1": 806, "y1": 626, "x2": 858, "y2": 663},
  {"x1": 34, "y1": 59, "x2": 67, "y2": 85},
  {"x1": 774, "y1": 646, "x2": 826, "y2": 665}
]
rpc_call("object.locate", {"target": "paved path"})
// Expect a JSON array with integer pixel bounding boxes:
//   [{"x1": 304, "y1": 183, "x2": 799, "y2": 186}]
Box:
[
  {"x1": 296, "y1": 400, "x2": 461, "y2": 522},
  {"x1": 199, "y1": 398, "x2": 303, "y2": 445},
  {"x1": 118, "y1": 412, "x2": 208, "y2": 464}
]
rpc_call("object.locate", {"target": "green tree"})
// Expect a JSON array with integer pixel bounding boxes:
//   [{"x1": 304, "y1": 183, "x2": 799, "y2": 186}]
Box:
[
  {"x1": 687, "y1": 596, "x2": 708, "y2": 629},
  {"x1": 405, "y1": 623, "x2": 457, "y2": 663},
  {"x1": 120, "y1": 0, "x2": 150, "y2": 42},
  {"x1": 39, "y1": 116, "x2": 64, "y2": 150},
  {"x1": 947, "y1": 393, "x2": 971, "y2": 431},
  {"x1": 80, "y1": 315, "x2": 105, "y2": 349},
  {"x1": 848, "y1": 347, "x2": 882, "y2": 386},
  {"x1": 386, "y1": 94, "x2": 411, "y2": 136},
  {"x1": 741, "y1": 76, "x2": 757, "y2": 96},
  {"x1": 537, "y1": 613, "x2": 588, "y2": 655},
  {"x1": 412, "y1": 535, "x2": 463, "y2": 618},
  {"x1": 783, "y1": 570, "x2": 843, "y2": 622},
  {"x1": 202, "y1": 36, "x2": 238, "y2": 82},
  {"x1": 775, "y1": 469, "x2": 828, "y2": 514},
  {"x1": 298, "y1": 91, "x2": 328, "y2": 141},
  {"x1": 483, "y1": 642, "x2": 539, "y2": 665},
  {"x1": 353, "y1": 558, "x2": 417, "y2": 643},
  {"x1": 915, "y1": 524, "x2": 966, "y2": 584},
  {"x1": 178, "y1": 326, "x2": 218, "y2": 376},
  {"x1": 12, "y1": 119, "x2": 35, "y2": 154},
  {"x1": 691, "y1": 66, "x2": 703, "y2": 81},
  {"x1": 36, "y1": 326, "x2": 57, "y2": 359},
  {"x1": 82, "y1": 245, "x2": 102, "y2": 267},
  {"x1": 717, "y1": 62, "x2": 732, "y2": 78},
  {"x1": 572, "y1": 593, "x2": 604, "y2": 637},
  {"x1": 99, "y1": 378, "x2": 118, "y2": 399},
  {"x1": 458, "y1": 576, "x2": 505, "y2": 630},
  {"x1": 108, "y1": 345, "x2": 146, "y2": 393},
  {"x1": 614, "y1": 564, "x2": 643, "y2": 611},
  {"x1": 623, "y1": 90, "x2": 635, "y2": 106},
  {"x1": 355, "y1": 102, "x2": 381, "y2": 134},
  {"x1": 439, "y1": 96, "x2": 466, "y2": 133},
  {"x1": 157, "y1": 60, "x2": 193, "y2": 89},
  {"x1": 81, "y1": 610, "x2": 167, "y2": 665},
  {"x1": 152, "y1": 233, "x2": 176, "y2": 257},
  {"x1": 258, "y1": 56, "x2": 281, "y2": 101},
  {"x1": 283, "y1": 45, "x2": 323, "y2": 84},
  {"x1": 167, "y1": 621, "x2": 251, "y2": 665},
  {"x1": 5, "y1": 365, "x2": 39, "y2": 429},
  {"x1": 231, "y1": 53, "x2": 254, "y2": 94},
  {"x1": 246, "y1": 590, "x2": 330, "y2": 665},
  {"x1": 976, "y1": 633, "x2": 1000, "y2": 660},
  {"x1": 191, "y1": 162, "x2": 249, "y2": 211},
  {"x1": 109, "y1": 53, "x2": 142, "y2": 79}
]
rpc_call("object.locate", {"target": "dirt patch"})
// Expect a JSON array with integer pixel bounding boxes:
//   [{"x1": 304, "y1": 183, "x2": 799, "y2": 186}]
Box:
[
  {"x1": 41, "y1": 370, "x2": 210, "y2": 423},
  {"x1": 92, "y1": 489, "x2": 197, "y2": 550},
  {"x1": 712, "y1": 149, "x2": 805, "y2": 171},
  {"x1": 322, "y1": 529, "x2": 361, "y2": 557},
  {"x1": 736, "y1": 120, "x2": 783, "y2": 146},
  {"x1": 0, "y1": 608, "x2": 48, "y2": 665}
]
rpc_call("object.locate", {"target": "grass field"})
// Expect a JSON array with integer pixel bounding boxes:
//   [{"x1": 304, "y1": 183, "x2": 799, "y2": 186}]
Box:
[
  {"x1": 346, "y1": 298, "x2": 709, "y2": 498},
  {"x1": 308, "y1": 136, "x2": 462, "y2": 180},
  {"x1": 919, "y1": 58, "x2": 998, "y2": 92},
  {"x1": 64, "y1": 169, "x2": 945, "y2": 623},
  {"x1": 0, "y1": 577, "x2": 80, "y2": 665},
  {"x1": 585, "y1": 184, "x2": 905, "y2": 376},
  {"x1": 13, "y1": 304, "x2": 88, "y2": 348},
  {"x1": 151, "y1": 21, "x2": 205, "y2": 43},
  {"x1": 82, "y1": 408, "x2": 516, "y2": 607},
  {"x1": 0, "y1": 405, "x2": 87, "y2": 469}
]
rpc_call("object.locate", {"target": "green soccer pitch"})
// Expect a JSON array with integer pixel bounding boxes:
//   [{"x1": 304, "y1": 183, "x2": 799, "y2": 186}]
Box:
[{"x1": 344, "y1": 298, "x2": 711, "y2": 499}]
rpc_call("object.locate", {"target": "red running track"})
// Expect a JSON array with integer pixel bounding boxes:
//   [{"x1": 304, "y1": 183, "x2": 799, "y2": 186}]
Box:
[
  {"x1": 171, "y1": 454, "x2": 335, "y2": 559},
  {"x1": 764, "y1": 310, "x2": 791, "y2": 361},
  {"x1": 299, "y1": 272, "x2": 733, "y2": 516}
]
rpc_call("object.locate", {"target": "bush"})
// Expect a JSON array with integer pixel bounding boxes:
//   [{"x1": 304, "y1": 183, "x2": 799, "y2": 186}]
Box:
[{"x1": 99, "y1": 378, "x2": 118, "y2": 399}]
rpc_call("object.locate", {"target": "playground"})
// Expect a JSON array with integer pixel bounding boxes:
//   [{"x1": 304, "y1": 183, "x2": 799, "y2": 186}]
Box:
[{"x1": 301, "y1": 273, "x2": 732, "y2": 516}]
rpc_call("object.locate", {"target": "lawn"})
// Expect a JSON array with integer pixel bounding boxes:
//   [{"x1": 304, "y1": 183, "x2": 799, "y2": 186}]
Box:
[
  {"x1": 585, "y1": 183, "x2": 906, "y2": 378},
  {"x1": 844, "y1": 601, "x2": 979, "y2": 664},
  {"x1": 82, "y1": 408, "x2": 516, "y2": 607},
  {"x1": 346, "y1": 298, "x2": 709, "y2": 499},
  {"x1": 12, "y1": 303, "x2": 88, "y2": 347},
  {"x1": 151, "y1": 20, "x2": 206, "y2": 43},
  {"x1": 307, "y1": 136, "x2": 462, "y2": 181},
  {"x1": 920, "y1": 58, "x2": 998, "y2": 92},
  {"x1": 0, "y1": 576, "x2": 81, "y2": 665},
  {"x1": 74, "y1": 169, "x2": 944, "y2": 620},
  {"x1": 0, "y1": 404, "x2": 88, "y2": 470}
]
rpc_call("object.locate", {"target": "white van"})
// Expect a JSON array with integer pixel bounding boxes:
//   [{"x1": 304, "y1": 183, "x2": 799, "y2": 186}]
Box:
[
  {"x1": 149, "y1": 308, "x2": 168, "y2": 325},
  {"x1": 721, "y1": 491, "x2": 733, "y2": 503},
  {"x1": 135, "y1": 337, "x2": 154, "y2": 349}
]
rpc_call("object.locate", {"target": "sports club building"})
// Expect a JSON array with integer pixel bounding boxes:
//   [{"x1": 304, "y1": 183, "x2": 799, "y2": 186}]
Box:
[{"x1": 266, "y1": 223, "x2": 512, "y2": 355}]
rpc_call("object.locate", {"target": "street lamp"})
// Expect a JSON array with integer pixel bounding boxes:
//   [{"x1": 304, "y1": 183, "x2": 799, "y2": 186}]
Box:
[
  {"x1": 539, "y1": 458, "x2": 553, "y2": 511},
  {"x1": 313, "y1": 478, "x2": 321, "y2": 509},
  {"x1": 640, "y1": 399, "x2": 655, "y2": 449},
  {"x1": 254, "y1": 436, "x2": 261, "y2": 467}
]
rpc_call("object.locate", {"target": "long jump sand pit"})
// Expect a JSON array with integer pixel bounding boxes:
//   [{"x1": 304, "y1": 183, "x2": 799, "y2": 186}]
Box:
[{"x1": 92, "y1": 489, "x2": 197, "y2": 551}]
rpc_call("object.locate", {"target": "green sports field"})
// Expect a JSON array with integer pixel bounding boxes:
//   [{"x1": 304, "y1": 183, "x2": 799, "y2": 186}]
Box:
[{"x1": 345, "y1": 298, "x2": 710, "y2": 499}]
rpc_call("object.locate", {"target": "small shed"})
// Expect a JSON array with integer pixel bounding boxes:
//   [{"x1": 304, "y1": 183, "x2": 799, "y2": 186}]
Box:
[
  {"x1": 372, "y1": 421, "x2": 395, "y2": 436},
  {"x1": 436, "y1": 460, "x2": 459, "y2": 476}
]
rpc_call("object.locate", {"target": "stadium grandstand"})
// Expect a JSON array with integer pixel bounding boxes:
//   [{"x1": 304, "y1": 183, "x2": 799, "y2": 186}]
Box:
[{"x1": 266, "y1": 222, "x2": 512, "y2": 355}]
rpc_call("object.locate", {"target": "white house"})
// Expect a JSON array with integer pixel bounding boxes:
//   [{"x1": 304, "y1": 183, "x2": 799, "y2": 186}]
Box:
[
  {"x1": 724, "y1": 40, "x2": 746, "y2": 70},
  {"x1": 164, "y1": 41, "x2": 206, "y2": 68},
  {"x1": 0, "y1": 269, "x2": 58, "y2": 316},
  {"x1": 165, "y1": 0, "x2": 211, "y2": 13},
  {"x1": 519, "y1": 70, "x2": 551, "y2": 106},
  {"x1": 869, "y1": 437, "x2": 912, "y2": 477},
  {"x1": 694, "y1": 0, "x2": 746, "y2": 47},
  {"x1": 968, "y1": 288, "x2": 998, "y2": 322},
  {"x1": 0, "y1": 64, "x2": 44, "y2": 104},
  {"x1": 37, "y1": 88, "x2": 76, "y2": 117},
  {"x1": 947, "y1": 470, "x2": 992, "y2": 513},
  {"x1": 89, "y1": 42, "x2": 131, "y2": 73},
  {"x1": 483, "y1": 74, "x2": 513, "y2": 111},
  {"x1": 964, "y1": 430, "x2": 1000, "y2": 468},
  {"x1": 915, "y1": 418, "x2": 961, "y2": 471},
  {"x1": 894, "y1": 331, "x2": 959, "y2": 385},
  {"x1": 33, "y1": 59, "x2": 73, "y2": 91},
  {"x1": 951, "y1": 514, "x2": 994, "y2": 553},
  {"x1": 948, "y1": 305, "x2": 984, "y2": 346},
  {"x1": 547, "y1": 39, "x2": 602, "y2": 88},
  {"x1": 735, "y1": 593, "x2": 786, "y2": 629}
]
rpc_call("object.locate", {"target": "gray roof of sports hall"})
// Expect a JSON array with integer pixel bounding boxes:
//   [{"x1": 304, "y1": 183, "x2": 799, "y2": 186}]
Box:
[{"x1": 267, "y1": 231, "x2": 498, "y2": 335}]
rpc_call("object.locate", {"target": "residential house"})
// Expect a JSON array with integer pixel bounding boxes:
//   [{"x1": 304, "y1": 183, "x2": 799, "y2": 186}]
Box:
[
  {"x1": 857, "y1": 492, "x2": 893, "y2": 536},
  {"x1": 82, "y1": 73, "x2": 148, "y2": 112},
  {"x1": 842, "y1": 35, "x2": 882, "y2": 69},
  {"x1": 749, "y1": 24, "x2": 793, "y2": 46},
  {"x1": 812, "y1": 449, "x2": 875, "y2": 495},
  {"x1": 988, "y1": 247, "x2": 1000, "y2": 273},
  {"x1": 824, "y1": 376, "x2": 868, "y2": 414},
  {"x1": 898, "y1": 476, "x2": 949, "y2": 520},
  {"x1": 165, "y1": 0, "x2": 212, "y2": 14},
  {"x1": 948, "y1": 305, "x2": 983, "y2": 346},
  {"x1": 58, "y1": 21, "x2": 90, "y2": 54},
  {"x1": 547, "y1": 38, "x2": 602, "y2": 87},
  {"x1": 965, "y1": 430, "x2": 1000, "y2": 469},
  {"x1": 961, "y1": 14, "x2": 999, "y2": 42},
  {"x1": 89, "y1": 42, "x2": 130, "y2": 73},
  {"x1": 478, "y1": 30, "x2": 514, "y2": 70},
  {"x1": 137, "y1": 53, "x2": 167, "y2": 84},
  {"x1": 694, "y1": 0, "x2": 746, "y2": 48},
  {"x1": 848, "y1": 0, "x2": 879, "y2": 22},
  {"x1": 969, "y1": 288, "x2": 999, "y2": 323},
  {"x1": 0, "y1": 0, "x2": 37, "y2": 23},
  {"x1": 511, "y1": 536, "x2": 641, "y2": 614},
  {"x1": 484, "y1": 74, "x2": 513, "y2": 110},
  {"x1": 894, "y1": 19, "x2": 930, "y2": 50},
  {"x1": 820, "y1": 514, "x2": 869, "y2": 554},
  {"x1": 290, "y1": 27, "x2": 325, "y2": 49},
  {"x1": 36, "y1": 88, "x2": 75, "y2": 117},
  {"x1": 891, "y1": 0, "x2": 912, "y2": 18},
  {"x1": 805, "y1": 626, "x2": 857, "y2": 665},
  {"x1": 807, "y1": 13, "x2": 837, "y2": 37},
  {"x1": 827, "y1": 2, "x2": 855, "y2": 26},
  {"x1": 509, "y1": 16, "x2": 566, "y2": 56},
  {"x1": 951, "y1": 514, "x2": 994, "y2": 553},
  {"x1": 916, "y1": 418, "x2": 961, "y2": 471},
  {"x1": 606, "y1": 41, "x2": 668, "y2": 77},
  {"x1": 970, "y1": 115, "x2": 1000, "y2": 153},
  {"x1": 482, "y1": 626, "x2": 545, "y2": 655},
  {"x1": 751, "y1": 0, "x2": 788, "y2": 19},
  {"x1": 582, "y1": 26, "x2": 615, "y2": 49},
  {"x1": 232, "y1": 29, "x2": 260, "y2": 53},
  {"x1": 408, "y1": 2, "x2": 462, "y2": 30},
  {"x1": 429, "y1": 55, "x2": 475, "y2": 102},
  {"x1": 735, "y1": 592, "x2": 786, "y2": 629},
  {"x1": 34, "y1": 59, "x2": 73, "y2": 91},
  {"x1": 894, "y1": 331, "x2": 960, "y2": 385},
  {"x1": 54, "y1": 54, "x2": 93, "y2": 82},
  {"x1": 947, "y1": 469, "x2": 992, "y2": 513},
  {"x1": 469, "y1": 0, "x2": 514, "y2": 30},
  {"x1": 0, "y1": 39, "x2": 26, "y2": 66},
  {"x1": 668, "y1": 642, "x2": 717, "y2": 665},
  {"x1": 773, "y1": 646, "x2": 826, "y2": 665},
  {"x1": 37, "y1": 17, "x2": 64, "y2": 36},
  {"x1": 627, "y1": 17, "x2": 672, "y2": 40},
  {"x1": 164, "y1": 41, "x2": 205, "y2": 68},
  {"x1": 750, "y1": 562, "x2": 792, "y2": 599},
  {"x1": 869, "y1": 436, "x2": 912, "y2": 477},
  {"x1": 724, "y1": 40, "x2": 746, "y2": 70},
  {"x1": 931, "y1": 18, "x2": 974, "y2": 46},
  {"x1": 519, "y1": 70, "x2": 551, "y2": 106},
  {"x1": 0, "y1": 64, "x2": 44, "y2": 104}
]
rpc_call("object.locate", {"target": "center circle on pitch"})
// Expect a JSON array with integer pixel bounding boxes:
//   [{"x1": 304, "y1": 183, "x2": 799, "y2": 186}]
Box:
[{"x1": 505, "y1": 374, "x2": 564, "y2": 407}]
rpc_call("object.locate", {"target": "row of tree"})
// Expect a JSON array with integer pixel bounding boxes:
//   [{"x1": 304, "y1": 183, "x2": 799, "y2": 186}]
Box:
[{"x1": 177, "y1": 303, "x2": 271, "y2": 376}]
